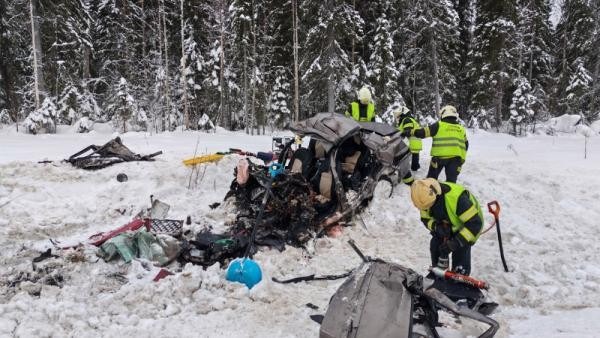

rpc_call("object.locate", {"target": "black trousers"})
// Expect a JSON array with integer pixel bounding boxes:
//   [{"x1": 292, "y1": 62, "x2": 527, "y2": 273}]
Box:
[
  {"x1": 411, "y1": 153, "x2": 420, "y2": 171},
  {"x1": 427, "y1": 157, "x2": 462, "y2": 183},
  {"x1": 430, "y1": 235, "x2": 472, "y2": 275}
]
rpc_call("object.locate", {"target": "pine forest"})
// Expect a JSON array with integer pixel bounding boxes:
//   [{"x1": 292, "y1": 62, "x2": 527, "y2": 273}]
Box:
[{"x1": 0, "y1": 0, "x2": 598, "y2": 135}]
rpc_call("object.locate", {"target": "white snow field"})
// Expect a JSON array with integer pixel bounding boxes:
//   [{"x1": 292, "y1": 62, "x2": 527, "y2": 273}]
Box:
[{"x1": 1, "y1": 126, "x2": 599, "y2": 338}]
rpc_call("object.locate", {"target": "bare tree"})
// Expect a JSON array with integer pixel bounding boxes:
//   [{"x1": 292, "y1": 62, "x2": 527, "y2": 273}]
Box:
[
  {"x1": 292, "y1": 0, "x2": 299, "y2": 121},
  {"x1": 29, "y1": 0, "x2": 45, "y2": 110},
  {"x1": 180, "y1": 0, "x2": 189, "y2": 130}
]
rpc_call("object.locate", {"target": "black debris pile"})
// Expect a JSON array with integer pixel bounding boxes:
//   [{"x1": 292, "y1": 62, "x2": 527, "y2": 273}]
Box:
[
  {"x1": 178, "y1": 114, "x2": 411, "y2": 267},
  {"x1": 178, "y1": 166, "x2": 332, "y2": 268},
  {"x1": 178, "y1": 230, "x2": 250, "y2": 268},
  {"x1": 1, "y1": 249, "x2": 66, "y2": 297},
  {"x1": 230, "y1": 169, "x2": 326, "y2": 248},
  {"x1": 67, "y1": 137, "x2": 162, "y2": 170}
]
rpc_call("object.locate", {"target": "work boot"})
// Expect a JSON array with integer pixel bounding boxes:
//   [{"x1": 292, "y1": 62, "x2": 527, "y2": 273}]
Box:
[{"x1": 453, "y1": 265, "x2": 468, "y2": 276}]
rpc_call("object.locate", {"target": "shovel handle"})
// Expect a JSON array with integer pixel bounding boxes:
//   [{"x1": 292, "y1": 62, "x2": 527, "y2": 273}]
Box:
[{"x1": 487, "y1": 201, "x2": 500, "y2": 220}]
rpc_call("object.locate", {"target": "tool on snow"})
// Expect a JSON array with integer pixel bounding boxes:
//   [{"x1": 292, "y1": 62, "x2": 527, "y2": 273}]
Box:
[
  {"x1": 182, "y1": 153, "x2": 226, "y2": 166},
  {"x1": 229, "y1": 148, "x2": 275, "y2": 164},
  {"x1": 487, "y1": 201, "x2": 509, "y2": 272},
  {"x1": 430, "y1": 267, "x2": 489, "y2": 289}
]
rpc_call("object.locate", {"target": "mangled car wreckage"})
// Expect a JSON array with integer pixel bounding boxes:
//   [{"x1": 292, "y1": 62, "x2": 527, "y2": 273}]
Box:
[{"x1": 219, "y1": 113, "x2": 411, "y2": 251}]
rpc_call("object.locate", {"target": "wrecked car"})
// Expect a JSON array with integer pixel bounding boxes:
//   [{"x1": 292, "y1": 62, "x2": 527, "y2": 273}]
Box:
[{"x1": 219, "y1": 113, "x2": 411, "y2": 251}]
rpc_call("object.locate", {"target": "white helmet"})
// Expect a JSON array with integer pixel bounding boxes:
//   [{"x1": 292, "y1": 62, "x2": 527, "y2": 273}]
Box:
[
  {"x1": 357, "y1": 87, "x2": 372, "y2": 105},
  {"x1": 439, "y1": 105, "x2": 458, "y2": 119},
  {"x1": 393, "y1": 106, "x2": 410, "y2": 120}
]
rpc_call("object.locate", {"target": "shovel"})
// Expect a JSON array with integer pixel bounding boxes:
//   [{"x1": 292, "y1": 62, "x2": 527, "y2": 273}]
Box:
[{"x1": 487, "y1": 201, "x2": 509, "y2": 272}]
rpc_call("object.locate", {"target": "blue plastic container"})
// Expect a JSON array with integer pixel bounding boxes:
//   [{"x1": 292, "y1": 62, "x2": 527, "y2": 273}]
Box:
[{"x1": 226, "y1": 258, "x2": 263, "y2": 289}]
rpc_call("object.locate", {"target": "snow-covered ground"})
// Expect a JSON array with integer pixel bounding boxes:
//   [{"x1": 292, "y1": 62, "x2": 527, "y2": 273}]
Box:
[{"x1": 1, "y1": 126, "x2": 599, "y2": 337}]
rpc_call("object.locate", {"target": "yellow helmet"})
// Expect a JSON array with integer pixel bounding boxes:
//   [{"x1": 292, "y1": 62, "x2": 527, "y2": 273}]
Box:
[
  {"x1": 393, "y1": 106, "x2": 410, "y2": 120},
  {"x1": 410, "y1": 178, "x2": 441, "y2": 210},
  {"x1": 439, "y1": 105, "x2": 458, "y2": 119},
  {"x1": 357, "y1": 87, "x2": 372, "y2": 105}
]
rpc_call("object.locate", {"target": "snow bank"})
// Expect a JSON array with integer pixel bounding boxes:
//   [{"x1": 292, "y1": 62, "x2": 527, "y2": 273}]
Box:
[
  {"x1": 591, "y1": 120, "x2": 600, "y2": 134},
  {"x1": 546, "y1": 114, "x2": 582, "y2": 133},
  {"x1": 1, "y1": 130, "x2": 600, "y2": 337}
]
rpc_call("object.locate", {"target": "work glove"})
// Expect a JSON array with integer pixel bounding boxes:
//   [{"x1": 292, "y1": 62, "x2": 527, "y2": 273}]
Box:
[
  {"x1": 400, "y1": 130, "x2": 410, "y2": 138},
  {"x1": 434, "y1": 222, "x2": 451, "y2": 238},
  {"x1": 439, "y1": 237, "x2": 462, "y2": 257}
]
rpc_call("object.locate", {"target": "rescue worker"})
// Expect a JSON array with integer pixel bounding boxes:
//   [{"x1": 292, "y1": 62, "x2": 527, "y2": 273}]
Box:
[
  {"x1": 402, "y1": 105, "x2": 468, "y2": 183},
  {"x1": 394, "y1": 106, "x2": 421, "y2": 171},
  {"x1": 345, "y1": 87, "x2": 376, "y2": 122},
  {"x1": 410, "y1": 178, "x2": 483, "y2": 275}
]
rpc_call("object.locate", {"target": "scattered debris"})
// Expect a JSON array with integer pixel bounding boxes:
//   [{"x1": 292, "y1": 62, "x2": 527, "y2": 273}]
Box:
[
  {"x1": 97, "y1": 228, "x2": 179, "y2": 266},
  {"x1": 67, "y1": 137, "x2": 162, "y2": 170},
  {"x1": 306, "y1": 303, "x2": 319, "y2": 310},
  {"x1": 32, "y1": 248, "x2": 59, "y2": 263},
  {"x1": 153, "y1": 268, "x2": 174, "y2": 282},
  {"x1": 317, "y1": 241, "x2": 499, "y2": 338}
]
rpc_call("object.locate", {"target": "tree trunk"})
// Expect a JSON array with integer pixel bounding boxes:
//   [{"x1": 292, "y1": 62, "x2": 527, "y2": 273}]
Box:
[
  {"x1": 161, "y1": 0, "x2": 172, "y2": 131},
  {"x1": 495, "y1": 84, "x2": 503, "y2": 132},
  {"x1": 326, "y1": 3, "x2": 335, "y2": 115},
  {"x1": 251, "y1": 4, "x2": 257, "y2": 136},
  {"x1": 180, "y1": 0, "x2": 189, "y2": 130},
  {"x1": 453, "y1": 0, "x2": 473, "y2": 115},
  {"x1": 425, "y1": 4, "x2": 441, "y2": 113},
  {"x1": 219, "y1": 0, "x2": 227, "y2": 129},
  {"x1": 0, "y1": 63, "x2": 16, "y2": 122},
  {"x1": 430, "y1": 36, "x2": 441, "y2": 113},
  {"x1": 243, "y1": 47, "x2": 248, "y2": 134},
  {"x1": 292, "y1": 0, "x2": 299, "y2": 122},
  {"x1": 29, "y1": 0, "x2": 45, "y2": 110},
  {"x1": 156, "y1": 5, "x2": 164, "y2": 133}
]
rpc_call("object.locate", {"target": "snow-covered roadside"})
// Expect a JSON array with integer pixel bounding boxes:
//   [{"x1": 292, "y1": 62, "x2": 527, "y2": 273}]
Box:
[{"x1": 1, "y1": 129, "x2": 599, "y2": 337}]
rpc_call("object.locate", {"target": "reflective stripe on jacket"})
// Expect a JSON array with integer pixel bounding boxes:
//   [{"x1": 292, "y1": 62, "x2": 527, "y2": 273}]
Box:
[
  {"x1": 398, "y1": 116, "x2": 422, "y2": 152},
  {"x1": 419, "y1": 182, "x2": 483, "y2": 244},
  {"x1": 431, "y1": 121, "x2": 467, "y2": 160}
]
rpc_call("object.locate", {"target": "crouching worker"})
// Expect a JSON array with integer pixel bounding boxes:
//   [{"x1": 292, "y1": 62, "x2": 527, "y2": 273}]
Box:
[{"x1": 410, "y1": 178, "x2": 483, "y2": 276}]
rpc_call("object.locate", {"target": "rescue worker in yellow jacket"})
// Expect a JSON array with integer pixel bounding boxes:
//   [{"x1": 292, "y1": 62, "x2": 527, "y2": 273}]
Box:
[
  {"x1": 410, "y1": 178, "x2": 483, "y2": 275},
  {"x1": 394, "y1": 106, "x2": 422, "y2": 171},
  {"x1": 345, "y1": 87, "x2": 376, "y2": 122},
  {"x1": 402, "y1": 105, "x2": 468, "y2": 183}
]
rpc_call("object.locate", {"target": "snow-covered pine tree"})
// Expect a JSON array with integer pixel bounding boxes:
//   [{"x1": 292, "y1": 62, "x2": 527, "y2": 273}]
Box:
[
  {"x1": 23, "y1": 96, "x2": 57, "y2": 134},
  {"x1": 452, "y1": 0, "x2": 476, "y2": 115},
  {"x1": 554, "y1": 0, "x2": 594, "y2": 118},
  {"x1": 56, "y1": 84, "x2": 101, "y2": 131},
  {"x1": 109, "y1": 77, "x2": 146, "y2": 133},
  {"x1": 178, "y1": 19, "x2": 203, "y2": 129},
  {"x1": 396, "y1": 0, "x2": 461, "y2": 119},
  {"x1": 468, "y1": 0, "x2": 519, "y2": 130},
  {"x1": 268, "y1": 67, "x2": 291, "y2": 131},
  {"x1": 230, "y1": 0, "x2": 257, "y2": 134},
  {"x1": 199, "y1": 0, "x2": 233, "y2": 129},
  {"x1": 565, "y1": 58, "x2": 593, "y2": 118},
  {"x1": 300, "y1": 0, "x2": 364, "y2": 115},
  {"x1": 509, "y1": 77, "x2": 535, "y2": 135},
  {"x1": 515, "y1": 0, "x2": 553, "y2": 105},
  {"x1": 367, "y1": 9, "x2": 400, "y2": 111}
]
